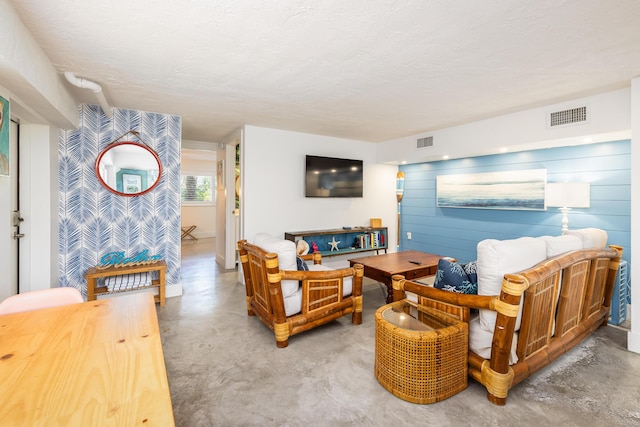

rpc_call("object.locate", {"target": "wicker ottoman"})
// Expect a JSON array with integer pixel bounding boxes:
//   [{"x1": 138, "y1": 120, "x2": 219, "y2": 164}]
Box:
[{"x1": 375, "y1": 300, "x2": 468, "y2": 404}]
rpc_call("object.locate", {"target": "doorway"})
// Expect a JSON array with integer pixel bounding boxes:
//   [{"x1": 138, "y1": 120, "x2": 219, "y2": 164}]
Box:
[
  {"x1": 180, "y1": 148, "x2": 218, "y2": 242},
  {"x1": 0, "y1": 119, "x2": 19, "y2": 300}
]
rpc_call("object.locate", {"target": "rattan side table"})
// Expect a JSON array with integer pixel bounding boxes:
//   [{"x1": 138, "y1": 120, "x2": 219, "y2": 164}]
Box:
[{"x1": 375, "y1": 300, "x2": 468, "y2": 404}]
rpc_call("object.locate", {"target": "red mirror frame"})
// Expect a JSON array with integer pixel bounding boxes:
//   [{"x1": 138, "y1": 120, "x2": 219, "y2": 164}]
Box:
[{"x1": 95, "y1": 141, "x2": 162, "y2": 197}]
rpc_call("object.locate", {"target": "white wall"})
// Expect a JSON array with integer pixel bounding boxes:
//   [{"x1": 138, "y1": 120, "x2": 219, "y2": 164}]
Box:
[
  {"x1": 242, "y1": 125, "x2": 398, "y2": 253},
  {"x1": 0, "y1": 0, "x2": 77, "y2": 129},
  {"x1": 377, "y1": 88, "x2": 631, "y2": 165}
]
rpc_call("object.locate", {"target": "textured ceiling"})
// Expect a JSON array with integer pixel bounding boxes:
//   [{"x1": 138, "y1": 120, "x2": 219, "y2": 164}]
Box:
[{"x1": 8, "y1": 0, "x2": 640, "y2": 143}]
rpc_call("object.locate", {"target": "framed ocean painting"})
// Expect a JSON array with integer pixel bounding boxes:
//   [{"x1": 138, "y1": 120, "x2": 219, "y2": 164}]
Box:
[{"x1": 437, "y1": 169, "x2": 547, "y2": 210}]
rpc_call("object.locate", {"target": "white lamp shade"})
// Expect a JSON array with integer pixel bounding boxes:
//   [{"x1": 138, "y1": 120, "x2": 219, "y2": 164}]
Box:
[{"x1": 546, "y1": 182, "x2": 590, "y2": 208}]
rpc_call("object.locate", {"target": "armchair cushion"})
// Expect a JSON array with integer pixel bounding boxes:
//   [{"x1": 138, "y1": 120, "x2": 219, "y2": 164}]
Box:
[
  {"x1": 307, "y1": 264, "x2": 353, "y2": 296},
  {"x1": 254, "y1": 233, "x2": 298, "y2": 297},
  {"x1": 283, "y1": 290, "x2": 303, "y2": 317}
]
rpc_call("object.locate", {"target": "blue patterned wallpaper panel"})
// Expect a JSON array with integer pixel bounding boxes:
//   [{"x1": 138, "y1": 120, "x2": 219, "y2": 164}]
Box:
[{"x1": 59, "y1": 104, "x2": 181, "y2": 295}]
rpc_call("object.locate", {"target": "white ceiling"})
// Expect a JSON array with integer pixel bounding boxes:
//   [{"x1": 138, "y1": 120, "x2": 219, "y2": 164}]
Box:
[{"x1": 8, "y1": 0, "x2": 640, "y2": 143}]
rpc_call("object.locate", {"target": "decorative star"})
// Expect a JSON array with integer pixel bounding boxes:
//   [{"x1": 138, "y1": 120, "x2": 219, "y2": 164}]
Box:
[{"x1": 329, "y1": 237, "x2": 340, "y2": 251}]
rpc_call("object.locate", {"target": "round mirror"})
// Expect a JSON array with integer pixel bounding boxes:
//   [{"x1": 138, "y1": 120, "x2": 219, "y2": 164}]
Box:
[{"x1": 95, "y1": 141, "x2": 162, "y2": 196}]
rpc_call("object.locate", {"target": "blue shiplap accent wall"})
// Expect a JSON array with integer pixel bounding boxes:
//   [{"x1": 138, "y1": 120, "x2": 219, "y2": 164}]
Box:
[
  {"x1": 58, "y1": 104, "x2": 181, "y2": 295},
  {"x1": 398, "y1": 140, "x2": 631, "y2": 266}
]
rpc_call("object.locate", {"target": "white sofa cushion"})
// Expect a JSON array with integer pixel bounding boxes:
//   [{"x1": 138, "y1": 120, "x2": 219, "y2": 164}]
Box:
[
  {"x1": 564, "y1": 228, "x2": 608, "y2": 249},
  {"x1": 538, "y1": 234, "x2": 583, "y2": 257},
  {"x1": 469, "y1": 315, "x2": 519, "y2": 365},
  {"x1": 254, "y1": 233, "x2": 299, "y2": 298},
  {"x1": 477, "y1": 237, "x2": 547, "y2": 332}
]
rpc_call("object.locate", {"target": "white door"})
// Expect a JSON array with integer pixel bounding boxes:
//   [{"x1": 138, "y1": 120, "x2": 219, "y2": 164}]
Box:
[{"x1": 0, "y1": 119, "x2": 19, "y2": 300}]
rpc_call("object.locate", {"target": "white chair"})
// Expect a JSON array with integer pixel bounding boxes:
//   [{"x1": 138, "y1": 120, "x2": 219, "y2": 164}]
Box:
[{"x1": 0, "y1": 287, "x2": 84, "y2": 315}]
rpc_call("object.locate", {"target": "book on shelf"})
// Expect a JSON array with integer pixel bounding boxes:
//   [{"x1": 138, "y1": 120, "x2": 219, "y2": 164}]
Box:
[{"x1": 355, "y1": 230, "x2": 384, "y2": 249}]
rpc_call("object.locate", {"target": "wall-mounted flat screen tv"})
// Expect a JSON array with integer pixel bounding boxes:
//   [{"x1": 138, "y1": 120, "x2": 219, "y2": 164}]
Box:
[{"x1": 305, "y1": 155, "x2": 363, "y2": 198}]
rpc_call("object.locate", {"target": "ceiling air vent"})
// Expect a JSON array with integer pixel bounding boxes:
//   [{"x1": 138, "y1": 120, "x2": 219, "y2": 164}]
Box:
[
  {"x1": 417, "y1": 136, "x2": 433, "y2": 148},
  {"x1": 549, "y1": 106, "x2": 587, "y2": 127}
]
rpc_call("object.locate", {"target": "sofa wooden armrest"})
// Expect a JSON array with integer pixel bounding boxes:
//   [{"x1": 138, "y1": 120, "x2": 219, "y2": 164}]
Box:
[
  {"x1": 238, "y1": 239, "x2": 364, "y2": 348},
  {"x1": 392, "y1": 244, "x2": 623, "y2": 405}
]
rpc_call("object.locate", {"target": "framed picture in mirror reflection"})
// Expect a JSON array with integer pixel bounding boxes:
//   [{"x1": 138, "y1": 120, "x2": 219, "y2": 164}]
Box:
[{"x1": 122, "y1": 173, "x2": 142, "y2": 194}]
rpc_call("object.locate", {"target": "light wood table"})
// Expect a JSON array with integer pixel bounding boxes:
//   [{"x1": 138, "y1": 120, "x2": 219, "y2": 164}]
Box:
[
  {"x1": 349, "y1": 250, "x2": 447, "y2": 303},
  {"x1": 0, "y1": 293, "x2": 174, "y2": 426}
]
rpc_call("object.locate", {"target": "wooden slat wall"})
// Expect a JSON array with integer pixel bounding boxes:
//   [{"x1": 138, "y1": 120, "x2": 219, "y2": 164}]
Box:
[{"x1": 398, "y1": 140, "x2": 631, "y2": 266}]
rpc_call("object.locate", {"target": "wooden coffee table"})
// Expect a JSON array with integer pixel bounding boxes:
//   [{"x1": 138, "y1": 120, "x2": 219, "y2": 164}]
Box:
[{"x1": 348, "y1": 250, "x2": 446, "y2": 303}]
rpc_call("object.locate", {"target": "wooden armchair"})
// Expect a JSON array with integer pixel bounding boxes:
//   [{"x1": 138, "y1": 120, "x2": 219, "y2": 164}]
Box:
[
  {"x1": 238, "y1": 237, "x2": 364, "y2": 348},
  {"x1": 392, "y1": 243, "x2": 622, "y2": 405}
]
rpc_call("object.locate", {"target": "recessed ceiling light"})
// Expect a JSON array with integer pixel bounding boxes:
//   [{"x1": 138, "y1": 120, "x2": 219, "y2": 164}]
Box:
[
  {"x1": 401, "y1": 161, "x2": 407, "y2": 165},
  {"x1": 442, "y1": 155, "x2": 449, "y2": 160},
  {"x1": 500, "y1": 147, "x2": 508, "y2": 153}
]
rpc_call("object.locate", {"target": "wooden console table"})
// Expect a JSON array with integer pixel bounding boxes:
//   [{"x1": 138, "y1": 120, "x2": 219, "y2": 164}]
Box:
[
  {"x1": 85, "y1": 260, "x2": 167, "y2": 306},
  {"x1": 285, "y1": 227, "x2": 388, "y2": 257},
  {"x1": 0, "y1": 293, "x2": 175, "y2": 425}
]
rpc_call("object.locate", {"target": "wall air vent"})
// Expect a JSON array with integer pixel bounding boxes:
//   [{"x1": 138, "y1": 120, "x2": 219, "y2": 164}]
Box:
[
  {"x1": 549, "y1": 106, "x2": 588, "y2": 127},
  {"x1": 417, "y1": 136, "x2": 433, "y2": 148}
]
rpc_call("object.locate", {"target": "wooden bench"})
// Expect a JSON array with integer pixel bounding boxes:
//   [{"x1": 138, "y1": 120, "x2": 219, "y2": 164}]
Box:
[{"x1": 85, "y1": 261, "x2": 167, "y2": 306}]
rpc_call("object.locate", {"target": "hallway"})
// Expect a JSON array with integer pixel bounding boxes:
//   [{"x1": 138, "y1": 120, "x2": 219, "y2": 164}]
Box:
[{"x1": 157, "y1": 238, "x2": 639, "y2": 426}]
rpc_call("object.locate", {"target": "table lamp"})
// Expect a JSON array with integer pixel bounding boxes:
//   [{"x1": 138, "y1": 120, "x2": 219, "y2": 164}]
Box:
[{"x1": 546, "y1": 182, "x2": 590, "y2": 234}]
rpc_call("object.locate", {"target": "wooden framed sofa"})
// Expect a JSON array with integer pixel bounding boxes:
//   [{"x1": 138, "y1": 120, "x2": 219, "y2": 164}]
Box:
[
  {"x1": 391, "y1": 228, "x2": 623, "y2": 405},
  {"x1": 238, "y1": 233, "x2": 364, "y2": 348}
]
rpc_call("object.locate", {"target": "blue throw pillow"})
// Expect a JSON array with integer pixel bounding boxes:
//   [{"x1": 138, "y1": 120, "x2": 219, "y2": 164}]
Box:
[
  {"x1": 433, "y1": 258, "x2": 478, "y2": 294},
  {"x1": 296, "y1": 256, "x2": 309, "y2": 271},
  {"x1": 295, "y1": 256, "x2": 309, "y2": 286},
  {"x1": 463, "y1": 261, "x2": 478, "y2": 288}
]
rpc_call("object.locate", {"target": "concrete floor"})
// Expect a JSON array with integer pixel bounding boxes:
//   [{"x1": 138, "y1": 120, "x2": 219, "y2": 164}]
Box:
[{"x1": 157, "y1": 238, "x2": 640, "y2": 426}]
